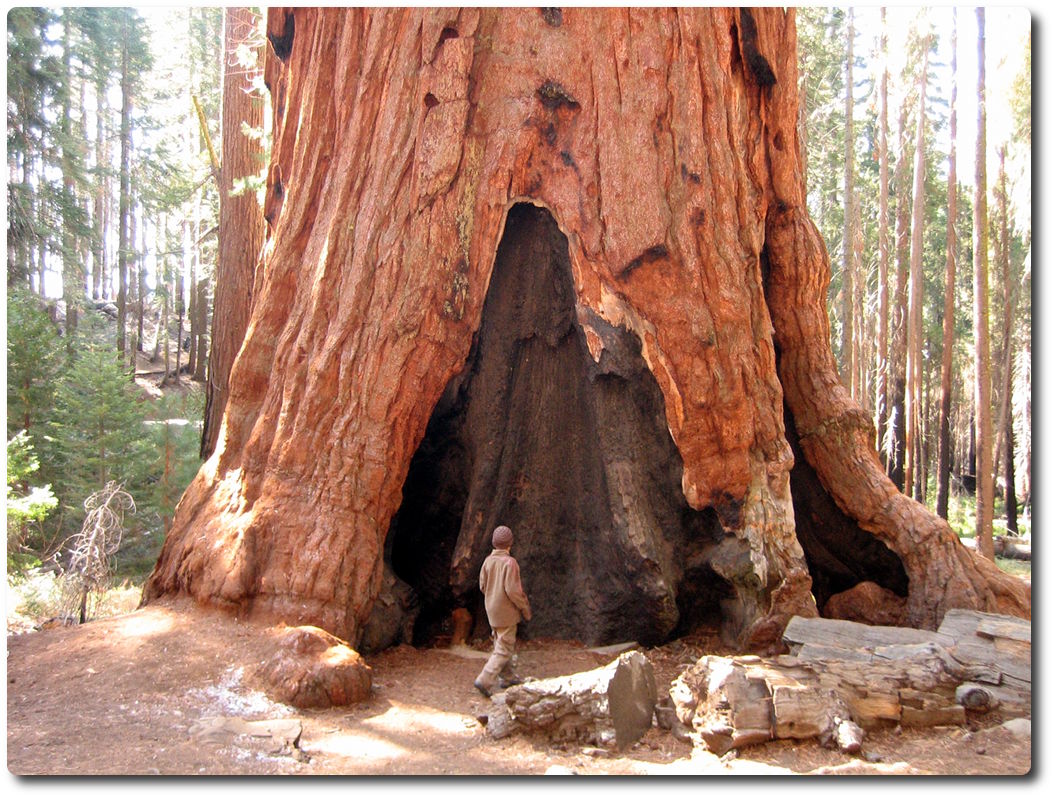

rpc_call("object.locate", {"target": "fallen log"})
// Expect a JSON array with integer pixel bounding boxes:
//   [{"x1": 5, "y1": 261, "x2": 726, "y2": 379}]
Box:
[
  {"x1": 995, "y1": 537, "x2": 1031, "y2": 561},
  {"x1": 959, "y1": 536, "x2": 1031, "y2": 561},
  {"x1": 669, "y1": 610, "x2": 1031, "y2": 755},
  {"x1": 483, "y1": 650, "x2": 657, "y2": 750}
]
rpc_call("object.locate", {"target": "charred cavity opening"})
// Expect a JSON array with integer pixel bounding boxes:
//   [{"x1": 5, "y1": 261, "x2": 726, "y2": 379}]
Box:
[
  {"x1": 387, "y1": 203, "x2": 735, "y2": 648},
  {"x1": 783, "y1": 405, "x2": 909, "y2": 611},
  {"x1": 267, "y1": 12, "x2": 295, "y2": 63}
]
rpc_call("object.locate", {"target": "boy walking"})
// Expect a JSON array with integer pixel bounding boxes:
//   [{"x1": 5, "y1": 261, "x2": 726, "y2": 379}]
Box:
[{"x1": 474, "y1": 525, "x2": 531, "y2": 697}]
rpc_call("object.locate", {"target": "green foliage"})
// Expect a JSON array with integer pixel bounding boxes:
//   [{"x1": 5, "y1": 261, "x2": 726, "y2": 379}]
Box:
[
  {"x1": 6, "y1": 289, "x2": 63, "y2": 434},
  {"x1": 44, "y1": 338, "x2": 152, "y2": 538},
  {"x1": 6, "y1": 6, "x2": 227, "y2": 590},
  {"x1": 6, "y1": 432, "x2": 59, "y2": 572},
  {"x1": 118, "y1": 390, "x2": 206, "y2": 579}
]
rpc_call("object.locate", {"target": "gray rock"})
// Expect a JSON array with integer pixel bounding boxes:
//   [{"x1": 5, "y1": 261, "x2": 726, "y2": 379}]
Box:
[{"x1": 1000, "y1": 718, "x2": 1031, "y2": 739}]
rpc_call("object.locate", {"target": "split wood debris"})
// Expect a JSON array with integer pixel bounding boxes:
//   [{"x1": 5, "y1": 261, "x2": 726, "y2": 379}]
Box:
[{"x1": 668, "y1": 609, "x2": 1030, "y2": 754}]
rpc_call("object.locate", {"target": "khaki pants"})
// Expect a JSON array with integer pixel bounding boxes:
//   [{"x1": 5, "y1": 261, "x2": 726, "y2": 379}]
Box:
[{"x1": 476, "y1": 625, "x2": 517, "y2": 690}]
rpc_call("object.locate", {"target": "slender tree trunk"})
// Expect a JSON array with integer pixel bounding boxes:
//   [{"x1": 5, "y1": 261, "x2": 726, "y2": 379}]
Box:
[
  {"x1": 78, "y1": 73, "x2": 92, "y2": 305},
  {"x1": 152, "y1": 216, "x2": 164, "y2": 362},
  {"x1": 60, "y1": 14, "x2": 79, "y2": 338},
  {"x1": 202, "y1": 6, "x2": 266, "y2": 459},
  {"x1": 117, "y1": 27, "x2": 132, "y2": 360},
  {"x1": 138, "y1": 208, "x2": 147, "y2": 353},
  {"x1": 841, "y1": 10, "x2": 856, "y2": 397},
  {"x1": 162, "y1": 266, "x2": 171, "y2": 376},
  {"x1": 905, "y1": 43, "x2": 929, "y2": 500},
  {"x1": 187, "y1": 207, "x2": 199, "y2": 378},
  {"x1": 1014, "y1": 335, "x2": 1030, "y2": 516},
  {"x1": 102, "y1": 106, "x2": 113, "y2": 300},
  {"x1": 994, "y1": 148, "x2": 1018, "y2": 535},
  {"x1": 973, "y1": 8, "x2": 995, "y2": 560},
  {"x1": 852, "y1": 199, "x2": 866, "y2": 408},
  {"x1": 93, "y1": 83, "x2": 107, "y2": 301},
  {"x1": 874, "y1": 8, "x2": 890, "y2": 457},
  {"x1": 36, "y1": 183, "x2": 47, "y2": 299},
  {"x1": 936, "y1": 13, "x2": 958, "y2": 519},
  {"x1": 175, "y1": 219, "x2": 187, "y2": 382},
  {"x1": 888, "y1": 102, "x2": 911, "y2": 490},
  {"x1": 194, "y1": 277, "x2": 209, "y2": 382},
  {"x1": 129, "y1": 198, "x2": 140, "y2": 365}
]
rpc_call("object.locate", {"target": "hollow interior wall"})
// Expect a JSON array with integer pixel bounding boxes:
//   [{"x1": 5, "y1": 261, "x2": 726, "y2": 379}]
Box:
[
  {"x1": 782, "y1": 405, "x2": 909, "y2": 610},
  {"x1": 388, "y1": 204, "x2": 733, "y2": 646}
]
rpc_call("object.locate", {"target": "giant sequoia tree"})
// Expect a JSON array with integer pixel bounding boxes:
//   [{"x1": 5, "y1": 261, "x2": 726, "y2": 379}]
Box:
[{"x1": 143, "y1": 8, "x2": 1028, "y2": 652}]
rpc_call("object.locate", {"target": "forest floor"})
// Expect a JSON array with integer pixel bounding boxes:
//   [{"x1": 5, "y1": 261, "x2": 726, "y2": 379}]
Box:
[{"x1": 6, "y1": 595, "x2": 1032, "y2": 778}]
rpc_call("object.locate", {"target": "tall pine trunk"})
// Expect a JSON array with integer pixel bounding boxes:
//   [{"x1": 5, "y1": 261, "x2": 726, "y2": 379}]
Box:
[
  {"x1": 888, "y1": 102, "x2": 912, "y2": 490},
  {"x1": 60, "y1": 14, "x2": 79, "y2": 338},
  {"x1": 116, "y1": 22, "x2": 132, "y2": 361},
  {"x1": 874, "y1": 8, "x2": 890, "y2": 458},
  {"x1": 92, "y1": 83, "x2": 107, "y2": 301},
  {"x1": 841, "y1": 9, "x2": 856, "y2": 398},
  {"x1": 202, "y1": 6, "x2": 266, "y2": 459},
  {"x1": 138, "y1": 208, "x2": 147, "y2": 354},
  {"x1": 994, "y1": 148, "x2": 1018, "y2": 535},
  {"x1": 936, "y1": 13, "x2": 958, "y2": 520},
  {"x1": 905, "y1": 43, "x2": 929, "y2": 500},
  {"x1": 194, "y1": 277, "x2": 209, "y2": 382},
  {"x1": 972, "y1": 9, "x2": 995, "y2": 560}
]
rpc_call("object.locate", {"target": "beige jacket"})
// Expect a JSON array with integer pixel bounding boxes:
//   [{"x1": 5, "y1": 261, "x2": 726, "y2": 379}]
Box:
[{"x1": 479, "y1": 548, "x2": 532, "y2": 628}]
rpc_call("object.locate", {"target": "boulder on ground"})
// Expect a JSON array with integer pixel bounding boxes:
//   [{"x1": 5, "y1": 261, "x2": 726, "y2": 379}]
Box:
[
  {"x1": 256, "y1": 626, "x2": 371, "y2": 709},
  {"x1": 823, "y1": 581, "x2": 908, "y2": 626}
]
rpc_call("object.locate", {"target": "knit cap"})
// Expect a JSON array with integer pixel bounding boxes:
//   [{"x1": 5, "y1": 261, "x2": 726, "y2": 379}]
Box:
[{"x1": 492, "y1": 525, "x2": 513, "y2": 549}]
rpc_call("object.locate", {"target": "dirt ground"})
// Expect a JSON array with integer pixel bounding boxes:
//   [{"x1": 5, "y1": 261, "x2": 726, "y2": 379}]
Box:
[{"x1": 5, "y1": 597, "x2": 1031, "y2": 777}]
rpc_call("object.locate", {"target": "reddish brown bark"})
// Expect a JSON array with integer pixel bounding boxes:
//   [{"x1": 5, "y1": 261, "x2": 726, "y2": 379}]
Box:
[
  {"x1": 973, "y1": 9, "x2": 995, "y2": 560},
  {"x1": 143, "y1": 8, "x2": 1028, "y2": 650},
  {"x1": 202, "y1": 7, "x2": 266, "y2": 459},
  {"x1": 936, "y1": 13, "x2": 958, "y2": 519}
]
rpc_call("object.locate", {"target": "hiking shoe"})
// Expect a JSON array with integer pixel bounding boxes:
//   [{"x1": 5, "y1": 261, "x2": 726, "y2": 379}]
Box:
[
  {"x1": 473, "y1": 679, "x2": 492, "y2": 698},
  {"x1": 498, "y1": 675, "x2": 524, "y2": 688}
]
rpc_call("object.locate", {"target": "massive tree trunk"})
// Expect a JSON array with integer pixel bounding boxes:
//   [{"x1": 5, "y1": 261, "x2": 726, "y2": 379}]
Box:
[{"x1": 143, "y1": 8, "x2": 1028, "y2": 652}]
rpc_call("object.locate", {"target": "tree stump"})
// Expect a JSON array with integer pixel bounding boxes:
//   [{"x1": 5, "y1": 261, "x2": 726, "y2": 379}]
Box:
[
  {"x1": 255, "y1": 626, "x2": 372, "y2": 709},
  {"x1": 486, "y1": 650, "x2": 657, "y2": 750},
  {"x1": 669, "y1": 610, "x2": 1031, "y2": 755}
]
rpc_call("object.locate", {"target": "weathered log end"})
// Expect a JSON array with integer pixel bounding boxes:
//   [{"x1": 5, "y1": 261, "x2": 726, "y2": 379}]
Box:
[
  {"x1": 491, "y1": 650, "x2": 657, "y2": 750},
  {"x1": 670, "y1": 610, "x2": 1031, "y2": 756}
]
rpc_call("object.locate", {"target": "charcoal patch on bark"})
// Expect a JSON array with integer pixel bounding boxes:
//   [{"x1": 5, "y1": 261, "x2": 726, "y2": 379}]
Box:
[
  {"x1": 537, "y1": 80, "x2": 580, "y2": 111},
  {"x1": 737, "y1": 8, "x2": 777, "y2": 88},
  {"x1": 540, "y1": 8, "x2": 563, "y2": 28},
  {"x1": 267, "y1": 12, "x2": 295, "y2": 63}
]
